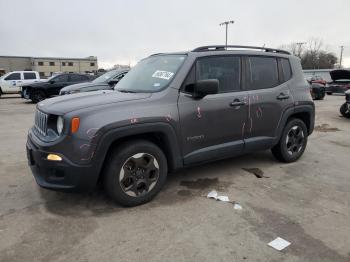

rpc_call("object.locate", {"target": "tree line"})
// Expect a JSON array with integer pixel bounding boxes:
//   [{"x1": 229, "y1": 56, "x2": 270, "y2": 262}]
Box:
[{"x1": 280, "y1": 38, "x2": 338, "y2": 69}]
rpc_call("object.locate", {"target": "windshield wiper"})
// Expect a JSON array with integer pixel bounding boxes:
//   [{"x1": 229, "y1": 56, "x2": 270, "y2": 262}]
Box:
[{"x1": 117, "y1": 89, "x2": 137, "y2": 93}]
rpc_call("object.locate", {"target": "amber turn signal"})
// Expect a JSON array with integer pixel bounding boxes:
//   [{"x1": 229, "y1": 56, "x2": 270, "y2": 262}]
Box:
[{"x1": 71, "y1": 117, "x2": 80, "y2": 133}]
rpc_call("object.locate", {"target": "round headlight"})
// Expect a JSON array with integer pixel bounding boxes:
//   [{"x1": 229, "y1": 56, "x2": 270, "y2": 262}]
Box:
[{"x1": 57, "y1": 116, "x2": 64, "y2": 135}]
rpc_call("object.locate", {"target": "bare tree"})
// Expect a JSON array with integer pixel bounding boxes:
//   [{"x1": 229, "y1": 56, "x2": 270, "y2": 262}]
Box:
[{"x1": 280, "y1": 38, "x2": 338, "y2": 69}]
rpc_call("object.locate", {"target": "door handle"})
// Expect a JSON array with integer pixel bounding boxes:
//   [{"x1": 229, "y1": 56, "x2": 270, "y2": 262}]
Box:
[
  {"x1": 277, "y1": 93, "x2": 290, "y2": 100},
  {"x1": 230, "y1": 100, "x2": 246, "y2": 107}
]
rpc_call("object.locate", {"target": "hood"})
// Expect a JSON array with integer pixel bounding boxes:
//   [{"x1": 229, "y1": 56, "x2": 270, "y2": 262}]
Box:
[
  {"x1": 330, "y1": 70, "x2": 350, "y2": 81},
  {"x1": 37, "y1": 90, "x2": 152, "y2": 114},
  {"x1": 60, "y1": 82, "x2": 108, "y2": 92}
]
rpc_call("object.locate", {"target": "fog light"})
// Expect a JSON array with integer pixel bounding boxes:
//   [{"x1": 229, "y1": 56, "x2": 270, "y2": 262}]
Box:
[{"x1": 47, "y1": 154, "x2": 62, "y2": 161}]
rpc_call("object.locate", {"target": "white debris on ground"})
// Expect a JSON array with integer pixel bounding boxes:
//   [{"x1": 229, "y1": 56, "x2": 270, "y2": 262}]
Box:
[
  {"x1": 268, "y1": 237, "x2": 291, "y2": 251},
  {"x1": 207, "y1": 190, "x2": 230, "y2": 202},
  {"x1": 207, "y1": 190, "x2": 242, "y2": 208},
  {"x1": 233, "y1": 203, "x2": 242, "y2": 210}
]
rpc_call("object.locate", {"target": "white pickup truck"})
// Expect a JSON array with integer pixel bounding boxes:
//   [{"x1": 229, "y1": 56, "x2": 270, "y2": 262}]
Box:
[{"x1": 0, "y1": 71, "x2": 43, "y2": 97}]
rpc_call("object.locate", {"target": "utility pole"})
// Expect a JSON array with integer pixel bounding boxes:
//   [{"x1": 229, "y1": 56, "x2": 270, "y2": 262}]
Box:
[
  {"x1": 219, "y1": 20, "x2": 234, "y2": 49},
  {"x1": 295, "y1": 42, "x2": 306, "y2": 57},
  {"x1": 339, "y1": 45, "x2": 344, "y2": 68}
]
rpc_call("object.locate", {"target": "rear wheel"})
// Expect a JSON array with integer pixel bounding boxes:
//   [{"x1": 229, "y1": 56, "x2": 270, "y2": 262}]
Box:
[
  {"x1": 340, "y1": 103, "x2": 350, "y2": 118},
  {"x1": 326, "y1": 91, "x2": 333, "y2": 95},
  {"x1": 31, "y1": 90, "x2": 46, "y2": 103},
  {"x1": 103, "y1": 140, "x2": 168, "y2": 206},
  {"x1": 271, "y1": 118, "x2": 308, "y2": 163}
]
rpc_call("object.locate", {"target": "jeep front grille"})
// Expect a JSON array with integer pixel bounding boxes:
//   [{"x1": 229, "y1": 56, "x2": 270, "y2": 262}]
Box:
[{"x1": 34, "y1": 110, "x2": 48, "y2": 136}]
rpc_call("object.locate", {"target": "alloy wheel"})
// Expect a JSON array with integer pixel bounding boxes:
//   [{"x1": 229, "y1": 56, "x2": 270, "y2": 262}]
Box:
[
  {"x1": 119, "y1": 153, "x2": 159, "y2": 197},
  {"x1": 285, "y1": 126, "x2": 305, "y2": 156}
]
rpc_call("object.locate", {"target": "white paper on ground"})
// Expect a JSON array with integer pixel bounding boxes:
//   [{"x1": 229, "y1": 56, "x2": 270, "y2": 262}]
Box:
[
  {"x1": 207, "y1": 191, "x2": 230, "y2": 202},
  {"x1": 233, "y1": 203, "x2": 242, "y2": 210},
  {"x1": 207, "y1": 190, "x2": 218, "y2": 199},
  {"x1": 268, "y1": 237, "x2": 291, "y2": 251},
  {"x1": 216, "y1": 195, "x2": 230, "y2": 202}
]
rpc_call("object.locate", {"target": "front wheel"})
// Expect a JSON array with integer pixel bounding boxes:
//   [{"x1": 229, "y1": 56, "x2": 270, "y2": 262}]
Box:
[
  {"x1": 340, "y1": 103, "x2": 350, "y2": 118},
  {"x1": 103, "y1": 140, "x2": 168, "y2": 206},
  {"x1": 271, "y1": 118, "x2": 308, "y2": 163},
  {"x1": 31, "y1": 90, "x2": 46, "y2": 103}
]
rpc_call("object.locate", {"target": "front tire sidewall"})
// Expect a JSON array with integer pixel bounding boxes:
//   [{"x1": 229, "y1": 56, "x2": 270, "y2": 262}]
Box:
[
  {"x1": 31, "y1": 91, "x2": 46, "y2": 103},
  {"x1": 104, "y1": 140, "x2": 168, "y2": 207},
  {"x1": 340, "y1": 103, "x2": 350, "y2": 118},
  {"x1": 273, "y1": 119, "x2": 308, "y2": 163}
]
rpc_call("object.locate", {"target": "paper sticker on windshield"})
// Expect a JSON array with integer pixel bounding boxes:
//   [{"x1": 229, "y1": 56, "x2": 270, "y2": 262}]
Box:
[{"x1": 152, "y1": 70, "x2": 174, "y2": 80}]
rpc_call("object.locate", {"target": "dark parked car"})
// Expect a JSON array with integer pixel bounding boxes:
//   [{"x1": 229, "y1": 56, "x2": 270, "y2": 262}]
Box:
[
  {"x1": 309, "y1": 82, "x2": 325, "y2": 100},
  {"x1": 340, "y1": 90, "x2": 350, "y2": 118},
  {"x1": 326, "y1": 69, "x2": 350, "y2": 95},
  {"x1": 26, "y1": 45, "x2": 314, "y2": 206},
  {"x1": 21, "y1": 73, "x2": 93, "y2": 103},
  {"x1": 59, "y1": 69, "x2": 128, "y2": 95}
]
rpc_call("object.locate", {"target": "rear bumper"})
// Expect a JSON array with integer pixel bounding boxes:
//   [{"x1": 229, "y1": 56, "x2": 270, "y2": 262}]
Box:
[{"x1": 26, "y1": 133, "x2": 98, "y2": 192}]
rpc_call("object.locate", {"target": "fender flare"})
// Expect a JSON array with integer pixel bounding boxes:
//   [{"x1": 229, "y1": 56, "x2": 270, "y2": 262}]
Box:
[
  {"x1": 91, "y1": 122, "x2": 183, "y2": 177},
  {"x1": 275, "y1": 104, "x2": 315, "y2": 141}
]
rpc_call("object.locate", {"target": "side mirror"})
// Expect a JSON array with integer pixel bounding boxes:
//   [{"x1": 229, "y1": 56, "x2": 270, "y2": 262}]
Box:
[
  {"x1": 192, "y1": 79, "x2": 219, "y2": 98},
  {"x1": 108, "y1": 79, "x2": 119, "y2": 86},
  {"x1": 49, "y1": 80, "x2": 55, "y2": 84}
]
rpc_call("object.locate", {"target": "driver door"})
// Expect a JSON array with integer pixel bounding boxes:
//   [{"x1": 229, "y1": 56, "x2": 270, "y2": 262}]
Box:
[{"x1": 178, "y1": 56, "x2": 248, "y2": 165}]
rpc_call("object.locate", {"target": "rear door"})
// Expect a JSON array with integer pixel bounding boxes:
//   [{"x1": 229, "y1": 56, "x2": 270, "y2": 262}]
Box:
[
  {"x1": 23, "y1": 72, "x2": 38, "y2": 85},
  {"x1": 178, "y1": 55, "x2": 248, "y2": 165},
  {"x1": 244, "y1": 56, "x2": 294, "y2": 151}
]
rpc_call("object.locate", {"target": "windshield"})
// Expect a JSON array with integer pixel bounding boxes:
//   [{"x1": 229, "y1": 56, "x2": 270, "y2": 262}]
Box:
[
  {"x1": 115, "y1": 54, "x2": 186, "y2": 92},
  {"x1": 93, "y1": 70, "x2": 119, "y2": 83}
]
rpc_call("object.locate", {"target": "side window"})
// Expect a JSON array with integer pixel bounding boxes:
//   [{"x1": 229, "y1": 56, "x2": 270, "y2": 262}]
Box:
[
  {"x1": 24, "y1": 72, "x2": 37, "y2": 80},
  {"x1": 196, "y1": 56, "x2": 241, "y2": 93},
  {"x1": 69, "y1": 74, "x2": 85, "y2": 82},
  {"x1": 4, "y1": 73, "x2": 21, "y2": 80},
  {"x1": 54, "y1": 75, "x2": 68, "y2": 82},
  {"x1": 281, "y1": 58, "x2": 292, "y2": 82},
  {"x1": 246, "y1": 56, "x2": 279, "y2": 90}
]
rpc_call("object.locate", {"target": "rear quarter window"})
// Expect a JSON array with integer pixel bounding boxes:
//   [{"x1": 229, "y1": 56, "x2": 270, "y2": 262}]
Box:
[
  {"x1": 281, "y1": 58, "x2": 292, "y2": 81},
  {"x1": 246, "y1": 56, "x2": 279, "y2": 90}
]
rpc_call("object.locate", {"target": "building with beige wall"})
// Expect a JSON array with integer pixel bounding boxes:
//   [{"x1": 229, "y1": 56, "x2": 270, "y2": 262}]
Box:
[{"x1": 0, "y1": 56, "x2": 98, "y2": 77}]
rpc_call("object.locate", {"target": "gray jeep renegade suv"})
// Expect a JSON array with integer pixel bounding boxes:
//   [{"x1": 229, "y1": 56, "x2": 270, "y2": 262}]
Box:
[{"x1": 26, "y1": 45, "x2": 315, "y2": 206}]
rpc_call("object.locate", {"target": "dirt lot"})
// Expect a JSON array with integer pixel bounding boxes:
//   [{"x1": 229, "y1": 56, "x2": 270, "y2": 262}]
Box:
[{"x1": 0, "y1": 95, "x2": 349, "y2": 262}]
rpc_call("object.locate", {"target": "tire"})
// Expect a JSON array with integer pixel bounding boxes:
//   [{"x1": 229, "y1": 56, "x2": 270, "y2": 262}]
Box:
[
  {"x1": 340, "y1": 103, "x2": 350, "y2": 118},
  {"x1": 103, "y1": 140, "x2": 168, "y2": 206},
  {"x1": 319, "y1": 92, "x2": 325, "y2": 100},
  {"x1": 0, "y1": 88, "x2": 2, "y2": 98},
  {"x1": 271, "y1": 118, "x2": 308, "y2": 163},
  {"x1": 326, "y1": 91, "x2": 332, "y2": 95},
  {"x1": 31, "y1": 90, "x2": 46, "y2": 103}
]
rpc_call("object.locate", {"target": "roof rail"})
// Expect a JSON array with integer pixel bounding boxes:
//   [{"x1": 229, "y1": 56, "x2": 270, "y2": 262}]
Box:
[{"x1": 192, "y1": 45, "x2": 291, "y2": 55}]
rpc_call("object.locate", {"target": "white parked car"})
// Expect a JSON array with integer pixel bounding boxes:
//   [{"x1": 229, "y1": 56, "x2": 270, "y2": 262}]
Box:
[{"x1": 0, "y1": 71, "x2": 43, "y2": 97}]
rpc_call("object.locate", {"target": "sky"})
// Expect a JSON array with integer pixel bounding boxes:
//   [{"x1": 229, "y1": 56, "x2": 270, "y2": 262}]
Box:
[{"x1": 0, "y1": 0, "x2": 349, "y2": 69}]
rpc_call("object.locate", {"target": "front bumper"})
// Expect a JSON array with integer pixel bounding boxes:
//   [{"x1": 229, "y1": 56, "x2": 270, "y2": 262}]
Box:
[{"x1": 26, "y1": 132, "x2": 98, "y2": 192}]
